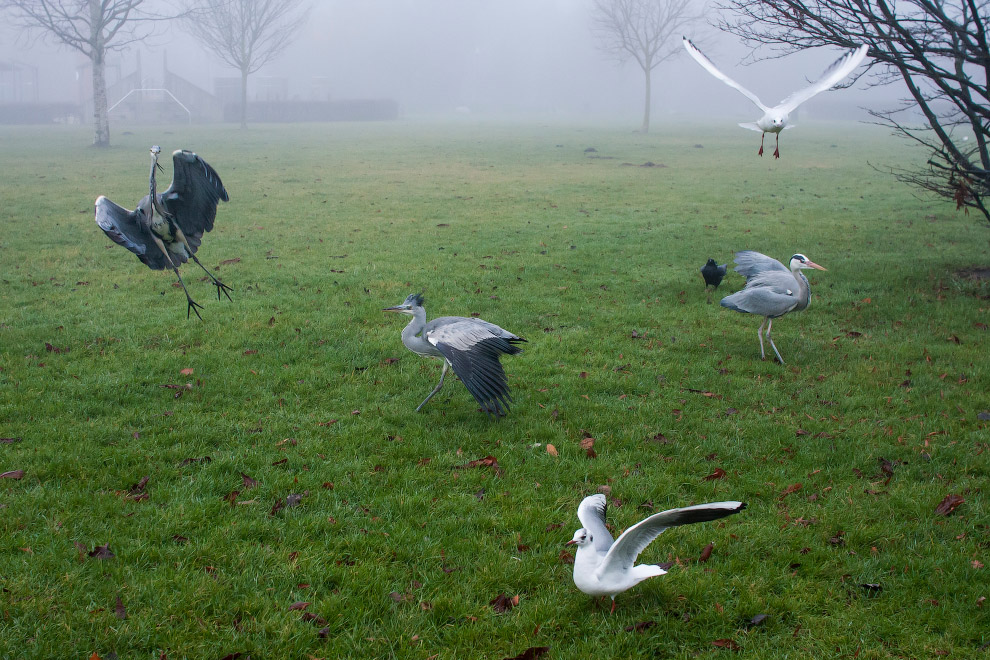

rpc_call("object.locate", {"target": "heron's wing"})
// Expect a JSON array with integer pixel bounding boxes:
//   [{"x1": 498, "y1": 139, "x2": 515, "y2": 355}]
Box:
[
  {"x1": 596, "y1": 502, "x2": 745, "y2": 580},
  {"x1": 94, "y1": 195, "x2": 171, "y2": 270},
  {"x1": 720, "y1": 271, "x2": 800, "y2": 316},
  {"x1": 732, "y1": 250, "x2": 788, "y2": 279},
  {"x1": 160, "y1": 150, "x2": 229, "y2": 250},
  {"x1": 425, "y1": 317, "x2": 525, "y2": 416},
  {"x1": 576, "y1": 494, "x2": 615, "y2": 556},
  {"x1": 776, "y1": 45, "x2": 868, "y2": 113},
  {"x1": 683, "y1": 37, "x2": 768, "y2": 112}
]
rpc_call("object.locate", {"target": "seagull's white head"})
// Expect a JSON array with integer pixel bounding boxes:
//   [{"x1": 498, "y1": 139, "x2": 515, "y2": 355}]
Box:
[{"x1": 566, "y1": 528, "x2": 592, "y2": 547}]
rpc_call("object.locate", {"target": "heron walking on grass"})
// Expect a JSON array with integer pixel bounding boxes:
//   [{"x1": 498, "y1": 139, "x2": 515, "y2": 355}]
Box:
[
  {"x1": 720, "y1": 251, "x2": 827, "y2": 364},
  {"x1": 95, "y1": 146, "x2": 231, "y2": 319},
  {"x1": 384, "y1": 293, "x2": 526, "y2": 416}
]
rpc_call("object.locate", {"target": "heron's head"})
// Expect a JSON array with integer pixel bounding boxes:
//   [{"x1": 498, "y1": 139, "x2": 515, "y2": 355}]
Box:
[
  {"x1": 150, "y1": 145, "x2": 164, "y2": 172},
  {"x1": 566, "y1": 528, "x2": 592, "y2": 547},
  {"x1": 383, "y1": 292, "x2": 424, "y2": 315},
  {"x1": 790, "y1": 254, "x2": 827, "y2": 271}
]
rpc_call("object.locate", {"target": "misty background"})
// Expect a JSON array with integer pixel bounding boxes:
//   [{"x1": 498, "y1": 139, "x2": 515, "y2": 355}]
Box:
[{"x1": 0, "y1": 0, "x2": 896, "y2": 124}]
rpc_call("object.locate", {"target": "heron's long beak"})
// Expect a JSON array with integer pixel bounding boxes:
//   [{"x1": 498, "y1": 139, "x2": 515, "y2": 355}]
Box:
[
  {"x1": 383, "y1": 305, "x2": 403, "y2": 312},
  {"x1": 156, "y1": 162, "x2": 165, "y2": 174},
  {"x1": 805, "y1": 260, "x2": 827, "y2": 271}
]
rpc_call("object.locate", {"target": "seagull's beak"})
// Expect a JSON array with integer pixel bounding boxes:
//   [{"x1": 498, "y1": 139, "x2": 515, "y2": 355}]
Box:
[
  {"x1": 805, "y1": 260, "x2": 827, "y2": 271},
  {"x1": 565, "y1": 540, "x2": 577, "y2": 546}
]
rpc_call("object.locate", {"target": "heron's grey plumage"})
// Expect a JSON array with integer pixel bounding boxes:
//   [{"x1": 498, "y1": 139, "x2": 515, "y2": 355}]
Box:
[
  {"x1": 720, "y1": 251, "x2": 826, "y2": 364},
  {"x1": 94, "y1": 146, "x2": 231, "y2": 319},
  {"x1": 384, "y1": 293, "x2": 526, "y2": 416},
  {"x1": 569, "y1": 494, "x2": 746, "y2": 611}
]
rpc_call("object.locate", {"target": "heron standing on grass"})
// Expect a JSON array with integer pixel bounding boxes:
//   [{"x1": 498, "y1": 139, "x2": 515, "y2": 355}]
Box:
[
  {"x1": 384, "y1": 293, "x2": 526, "y2": 416},
  {"x1": 95, "y1": 146, "x2": 231, "y2": 319},
  {"x1": 720, "y1": 251, "x2": 827, "y2": 364}
]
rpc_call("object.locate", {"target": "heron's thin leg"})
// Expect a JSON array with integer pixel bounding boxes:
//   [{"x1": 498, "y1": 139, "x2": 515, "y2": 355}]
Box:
[
  {"x1": 189, "y1": 253, "x2": 234, "y2": 302},
  {"x1": 758, "y1": 132, "x2": 765, "y2": 157},
  {"x1": 152, "y1": 237, "x2": 203, "y2": 320},
  {"x1": 415, "y1": 360, "x2": 449, "y2": 412},
  {"x1": 757, "y1": 318, "x2": 767, "y2": 359},
  {"x1": 766, "y1": 318, "x2": 785, "y2": 364},
  {"x1": 773, "y1": 133, "x2": 780, "y2": 159}
]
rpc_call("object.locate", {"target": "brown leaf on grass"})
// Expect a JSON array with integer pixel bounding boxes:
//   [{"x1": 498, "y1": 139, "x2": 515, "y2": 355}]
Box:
[
  {"x1": 474, "y1": 488, "x2": 486, "y2": 501},
  {"x1": 317, "y1": 419, "x2": 339, "y2": 427},
  {"x1": 625, "y1": 621, "x2": 656, "y2": 633},
  {"x1": 271, "y1": 458, "x2": 288, "y2": 466},
  {"x1": 74, "y1": 541, "x2": 88, "y2": 562},
  {"x1": 288, "y1": 601, "x2": 310, "y2": 611},
  {"x1": 828, "y1": 531, "x2": 846, "y2": 546},
  {"x1": 455, "y1": 455, "x2": 503, "y2": 476},
  {"x1": 382, "y1": 357, "x2": 400, "y2": 365},
  {"x1": 219, "y1": 654, "x2": 245, "y2": 660},
  {"x1": 0, "y1": 437, "x2": 21, "y2": 444},
  {"x1": 225, "y1": 490, "x2": 240, "y2": 506},
  {"x1": 559, "y1": 549, "x2": 574, "y2": 564},
  {"x1": 698, "y1": 542, "x2": 714, "y2": 563},
  {"x1": 712, "y1": 638, "x2": 741, "y2": 651},
  {"x1": 128, "y1": 476, "x2": 150, "y2": 496},
  {"x1": 179, "y1": 456, "x2": 211, "y2": 466},
  {"x1": 389, "y1": 591, "x2": 412, "y2": 603},
  {"x1": 115, "y1": 595, "x2": 127, "y2": 620},
  {"x1": 779, "y1": 483, "x2": 803, "y2": 499},
  {"x1": 179, "y1": 368, "x2": 194, "y2": 376},
  {"x1": 977, "y1": 596, "x2": 986, "y2": 608},
  {"x1": 502, "y1": 647, "x2": 550, "y2": 660},
  {"x1": 860, "y1": 583, "x2": 883, "y2": 593},
  {"x1": 45, "y1": 342, "x2": 68, "y2": 353},
  {"x1": 88, "y1": 544, "x2": 115, "y2": 559},
  {"x1": 490, "y1": 593, "x2": 520, "y2": 613},
  {"x1": 580, "y1": 436, "x2": 596, "y2": 457},
  {"x1": 648, "y1": 432, "x2": 671, "y2": 444},
  {"x1": 172, "y1": 535, "x2": 188, "y2": 544},
  {"x1": 747, "y1": 614, "x2": 769, "y2": 628},
  {"x1": 546, "y1": 444, "x2": 558, "y2": 457},
  {"x1": 219, "y1": 258, "x2": 241, "y2": 266},
  {"x1": 704, "y1": 468, "x2": 727, "y2": 481},
  {"x1": 241, "y1": 473, "x2": 258, "y2": 489},
  {"x1": 0, "y1": 470, "x2": 24, "y2": 479},
  {"x1": 935, "y1": 494, "x2": 965, "y2": 516}
]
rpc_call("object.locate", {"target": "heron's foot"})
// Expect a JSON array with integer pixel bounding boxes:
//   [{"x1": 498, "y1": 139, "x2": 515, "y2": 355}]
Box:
[
  {"x1": 214, "y1": 279, "x2": 234, "y2": 302},
  {"x1": 186, "y1": 296, "x2": 205, "y2": 321}
]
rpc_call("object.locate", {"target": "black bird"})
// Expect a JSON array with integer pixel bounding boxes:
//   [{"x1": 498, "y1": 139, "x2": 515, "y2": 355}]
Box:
[
  {"x1": 701, "y1": 258, "x2": 728, "y2": 302},
  {"x1": 95, "y1": 146, "x2": 231, "y2": 319}
]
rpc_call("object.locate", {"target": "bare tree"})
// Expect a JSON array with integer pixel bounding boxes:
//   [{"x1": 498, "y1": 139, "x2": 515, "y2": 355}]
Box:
[
  {"x1": 1, "y1": 0, "x2": 171, "y2": 147},
  {"x1": 184, "y1": 0, "x2": 309, "y2": 128},
  {"x1": 592, "y1": 0, "x2": 702, "y2": 133},
  {"x1": 715, "y1": 0, "x2": 990, "y2": 223}
]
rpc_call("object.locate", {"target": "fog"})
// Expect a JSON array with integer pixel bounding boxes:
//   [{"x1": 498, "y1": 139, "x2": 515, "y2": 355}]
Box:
[{"x1": 0, "y1": 0, "x2": 897, "y2": 123}]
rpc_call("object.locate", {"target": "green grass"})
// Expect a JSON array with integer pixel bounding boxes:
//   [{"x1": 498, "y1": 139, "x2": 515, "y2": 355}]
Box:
[{"x1": 1, "y1": 119, "x2": 988, "y2": 659}]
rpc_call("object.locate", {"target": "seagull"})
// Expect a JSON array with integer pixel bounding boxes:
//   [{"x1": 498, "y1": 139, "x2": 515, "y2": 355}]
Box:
[
  {"x1": 567, "y1": 494, "x2": 746, "y2": 613},
  {"x1": 701, "y1": 258, "x2": 728, "y2": 302},
  {"x1": 682, "y1": 37, "x2": 869, "y2": 158}
]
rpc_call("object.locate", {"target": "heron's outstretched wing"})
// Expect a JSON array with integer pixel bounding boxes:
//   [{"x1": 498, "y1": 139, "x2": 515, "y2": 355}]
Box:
[
  {"x1": 776, "y1": 45, "x2": 868, "y2": 113},
  {"x1": 160, "y1": 150, "x2": 229, "y2": 250},
  {"x1": 732, "y1": 250, "x2": 788, "y2": 280},
  {"x1": 425, "y1": 316, "x2": 525, "y2": 416},
  {"x1": 95, "y1": 195, "x2": 171, "y2": 270},
  {"x1": 720, "y1": 271, "x2": 801, "y2": 317},
  {"x1": 576, "y1": 494, "x2": 615, "y2": 557},
  {"x1": 683, "y1": 37, "x2": 768, "y2": 113},
  {"x1": 596, "y1": 502, "x2": 746, "y2": 581}
]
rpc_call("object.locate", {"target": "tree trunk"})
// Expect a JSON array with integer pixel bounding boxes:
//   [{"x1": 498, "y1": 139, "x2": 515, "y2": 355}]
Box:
[
  {"x1": 89, "y1": 0, "x2": 110, "y2": 147},
  {"x1": 640, "y1": 65, "x2": 651, "y2": 134},
  {"x1": 240, "y1": 67, "x2": 249, "y2": 129}
]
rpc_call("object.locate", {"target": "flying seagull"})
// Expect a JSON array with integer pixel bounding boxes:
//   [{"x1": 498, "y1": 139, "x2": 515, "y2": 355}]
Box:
[
  {"x1": 720, "y1": 251, "x2": 827, "y2": 364},
  {"x1": 95, "y1": 146, "x2": 231, "y2": 319},
  {"x1": 568, "y1": 494, "x2": 746, "y2": 613},
  {"x1": 383, "y1": 293, "x2": 526, "y2": 416},
  {"x1": 682, "y1": 37, "x2": 869, "y2": 158}
]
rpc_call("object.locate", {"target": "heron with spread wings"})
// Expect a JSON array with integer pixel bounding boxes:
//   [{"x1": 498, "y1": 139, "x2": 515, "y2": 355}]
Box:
[{"x1": 95, "y1": 146, "x2": 231, "y2": 319}]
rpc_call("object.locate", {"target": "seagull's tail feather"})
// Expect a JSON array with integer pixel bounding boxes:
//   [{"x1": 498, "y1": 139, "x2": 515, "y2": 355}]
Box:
[{"x1": 738, "y1": 122, "x2": 762, "y2": 132}]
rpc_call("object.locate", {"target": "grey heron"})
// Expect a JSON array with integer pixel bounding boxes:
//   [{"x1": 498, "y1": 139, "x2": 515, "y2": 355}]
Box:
[
  {"x1": 568, "y1": 494, "x2": 746, "y2": 613},
  {"x1": 94, "y1": 146, "x2": 231, "y2": 319},
  {"x1": 383, "y1": 293, "x2": 526, "y2": 416},
  {"x1": 700, "y1": 258, "x2": 727, "y2": 303},
  {"x1": 682, "y1": 37, "x2": 868, "y2": 158},
  {"x1": 720, "y1": 251, "x2": 827, "y2": 364}
]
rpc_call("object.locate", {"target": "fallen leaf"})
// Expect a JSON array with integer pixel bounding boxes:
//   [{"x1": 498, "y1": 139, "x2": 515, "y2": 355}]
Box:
[
  {"x1": 0, "y1": 470, "x2": 24, "y2": 480},
  {"x1": 973, "y1": 560, "x2": 985, "y2": 569},
  {"x1": 712, "y1": 638, "x2": 741, "y2": 651},
  {"x1": 698, "y1": 542, "x2": 714, "y2": 563},
  {"x1": 624, "y1": 621, "x2": 656, "y2": 633},
  {"x1": 558, "y1": 549, "x2": 574, "y2": 564},
  {"x1": 219, "y1": 257, "x2": 241, "y2": 266},
  {"x1": 490, "y1": 593, "x2": 519, "y2": 613},
  {"x1": 546, "y1": 444, "x2": 558, "y2": 457},
  {"x1": 115, "y1": 595, "x2": 127, "y2": 620},
  {"x1": 389, "y1": 591, "x2": 411, "y2": 603},
  {"x1": 977, "y1": 596, "x2": 986, "y2": 608},
  {"x1": 0, "y1": 437, "x2": 21, "y2": 444},
  {"x1": 455, "y1": 455, "x2": 503, "y2": 476},
  {"x1": 828, "y1": 531, "x2": 845, "y2": 546},
  {"x1": 935, "y1": 494, "x2": 965, "y2": 516},
  {"x1": 88, "y1": 544, "x2": 115, "y2": 560},
  {"x1": 860, "y1": 583, "x2": 883, "y2": 593},
  {"x1": 180, "y1": 368, "x2": 194, "y2": 376},
  {"x1": 241, "y1": 472, "x2": 258, "y2": 489},
  {"x1": 779, "y1": 483, "x2": 803, "y2": 499},
  {"x1": 179, "y1": 456, "x2": 211, "y2": 466},
  {"x1": 704, "y1": 468, "x2": 727, "y2": 481},
  {"x1": 289, "y1": 601, "x2": 310, "y2": 611},
  {"x1": 501, "y1": 647, "x2": 550, "y2": 660},
  {"x1": 747, "y1": 614, "x2": 768, "y2": 628}
]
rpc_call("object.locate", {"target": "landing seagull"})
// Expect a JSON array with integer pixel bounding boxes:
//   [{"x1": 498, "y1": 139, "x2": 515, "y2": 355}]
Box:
[
  {"x1": 383, "y1": 293, "x2": 526, "y2": 416},
  {"x1": 568, "y1": 494, "x2": 746, "y2": 613},
  {"x1": 682, "y1": 37, "x2": 868, "y2": 158}
]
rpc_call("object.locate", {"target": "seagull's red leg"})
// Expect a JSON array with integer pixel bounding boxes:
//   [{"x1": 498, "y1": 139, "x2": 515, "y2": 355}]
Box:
[
  {"x1": 610, "y1": 599, "x2": 617, "y2": 614},
  {"x1": 773, "y1": 133, "x2": 780, "y2": 159},
  {"x1": 758, "y1": 133, "x2": 765, "y2": 156}
]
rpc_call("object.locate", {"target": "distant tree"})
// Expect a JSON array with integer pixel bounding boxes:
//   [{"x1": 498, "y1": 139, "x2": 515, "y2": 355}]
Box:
[
  {"x1": 1, "y1": 0, "x2": 171, "y2": 147},
  {"x1": 184, "y1": 0, "x2": 309, "y2": 128},
  {"x1": 716, "y1": 0, "x2": 990, "y2": 224},
  {"x1": 592, "y1": 0, "x2": 702, "y2": 133}
]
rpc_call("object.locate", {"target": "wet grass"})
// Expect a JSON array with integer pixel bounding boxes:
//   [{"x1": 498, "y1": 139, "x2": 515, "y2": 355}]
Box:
[{"x1": 0, "y1": 120, "x2": 988, "y2": 659}]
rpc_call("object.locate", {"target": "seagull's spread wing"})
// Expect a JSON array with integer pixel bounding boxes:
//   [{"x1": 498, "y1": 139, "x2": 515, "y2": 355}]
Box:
[
  {"x1": 576, "y1": 494, "x2": 615, "y2": 556},
  {"x1": 732, "y1": 250, "x2": 788, "y2": 280},
  {"x1": 776, "y1": 45, "x2": 868, "y2": 113},
  {"x1": 426, "y1": 317, "x2": 524, "y2": 416},
  {"x1": 160, "y1": 150, "x2": 229, "y2": 251},
  {"x1": 596, "y1": 502, "x2": 746, "y2": 580},
  {"x1": 683, "y1": 37, "x2": 768, "y2": 112},
  {"x1": 95, "y1": 196, "x2": 171, "y2": 270}
]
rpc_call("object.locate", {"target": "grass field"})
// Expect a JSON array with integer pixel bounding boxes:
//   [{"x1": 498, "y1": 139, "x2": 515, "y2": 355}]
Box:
[{"x1": 1, "y1": 119, "x2": 988, "y2": 659}]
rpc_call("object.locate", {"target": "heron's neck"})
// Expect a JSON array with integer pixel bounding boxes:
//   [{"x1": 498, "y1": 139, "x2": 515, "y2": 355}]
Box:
[
  {"x1": 791, "y1": 266, "x2": 811, "y2": 308},
  {"x1": 149, "y1": 159, "x2": 158, "y2": 200},
  {"x1": 400, "y1": 307, "x2": 431, "y2": 353}
]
